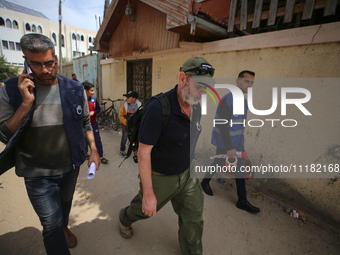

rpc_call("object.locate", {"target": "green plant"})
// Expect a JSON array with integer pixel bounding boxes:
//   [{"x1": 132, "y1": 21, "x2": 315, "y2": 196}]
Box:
[{"x1": 0, "y1": 56, "x2": 20, "y2": 81}]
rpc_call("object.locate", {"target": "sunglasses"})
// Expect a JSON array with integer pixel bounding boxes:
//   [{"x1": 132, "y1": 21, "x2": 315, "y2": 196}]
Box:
[{"x1": 183, "y1": 63, "x2": 215, "y2": 77}]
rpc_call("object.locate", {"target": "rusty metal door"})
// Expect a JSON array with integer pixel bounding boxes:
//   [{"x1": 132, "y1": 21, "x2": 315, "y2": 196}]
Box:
[
  {"x1": 127, "y1": 59, "x2": 152, "y2": 104},
  {"x1": 73, "y1": 54, "x2": 99, "y2": 98}
]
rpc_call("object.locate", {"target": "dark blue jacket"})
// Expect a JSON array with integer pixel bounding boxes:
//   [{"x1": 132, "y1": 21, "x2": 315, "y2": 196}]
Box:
[{"x1": 0, "y1": 75, "x2": 87, "y2": 175}]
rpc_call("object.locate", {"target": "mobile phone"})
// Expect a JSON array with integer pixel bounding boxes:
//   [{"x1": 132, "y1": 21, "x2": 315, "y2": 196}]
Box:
[{"x1": 24, "y1": 60, "x2": 30, "y2": 74}]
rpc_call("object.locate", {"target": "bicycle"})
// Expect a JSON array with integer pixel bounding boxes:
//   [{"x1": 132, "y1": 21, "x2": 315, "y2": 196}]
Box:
[{"x1": 97, "y1": 98, "x2": 123, "y2": 131}]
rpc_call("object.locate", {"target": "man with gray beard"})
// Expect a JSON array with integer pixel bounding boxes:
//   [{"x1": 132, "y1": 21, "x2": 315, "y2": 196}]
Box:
[{"x1": 119, "y1": 57, "x2": 215, "y2": 255}]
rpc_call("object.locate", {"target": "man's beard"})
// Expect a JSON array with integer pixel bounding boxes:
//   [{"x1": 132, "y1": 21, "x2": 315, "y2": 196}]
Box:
[
  {"x1": 31, "y1": 69, "x2": 57, "y2": 85},
  {"x1": 180, "y1": 82, "x2": 200, "y2": 105}
]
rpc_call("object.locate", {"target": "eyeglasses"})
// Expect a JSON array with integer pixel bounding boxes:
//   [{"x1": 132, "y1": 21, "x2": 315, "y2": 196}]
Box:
[
  {"x1": 27, "y1": 59, "x2": 56, "y2": 70},
  {"x1": 183, "y1": 63, "x2": 215, "y2": 77}
]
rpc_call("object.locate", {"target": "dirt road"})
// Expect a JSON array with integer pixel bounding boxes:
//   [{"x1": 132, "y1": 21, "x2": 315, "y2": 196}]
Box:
[{"x1": 0, "y1": 127, "x2": 339, "y2": 255}]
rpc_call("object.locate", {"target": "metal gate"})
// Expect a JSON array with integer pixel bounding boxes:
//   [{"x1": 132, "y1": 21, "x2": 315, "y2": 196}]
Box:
[
  {"x1": 73, "y1": 54, "x2": 99, "y2": 98},
  {"x1": 127, "y1": 59, "x2": 152, "y2": 104}
]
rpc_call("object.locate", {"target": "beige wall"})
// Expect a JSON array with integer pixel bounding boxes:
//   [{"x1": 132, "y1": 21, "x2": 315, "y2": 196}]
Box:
[
  {"x1": 192, "y1": 43, "x2": 340, "y2": 228},
  {"x1": 0, "y1": 9, "x2": 49, "y2": 35},
  {"x1": 101, "y1": 22, "x2": 340, "y2": 227},
  {"x1": 61, "y1": 23, "x2": 97, "y2": 62},
  {"x1": 61, "y1": 62, "x2": 75, "y2": 79},
  {"x1": 101, "y1": 59, "x2": 126, "y2": 109}
]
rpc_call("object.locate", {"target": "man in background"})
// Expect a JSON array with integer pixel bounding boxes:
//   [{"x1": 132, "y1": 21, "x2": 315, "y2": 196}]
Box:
[
  {"x1": 201, "y1": 70, "x2": 260, "y2": 213},
  {"x1": 72, "y1": 73, "x2": 79, "y2": 82}
]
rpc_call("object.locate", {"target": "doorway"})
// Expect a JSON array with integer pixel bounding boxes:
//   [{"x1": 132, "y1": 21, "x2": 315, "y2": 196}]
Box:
[{"x1": 127, "y1": 59, "x2": 152, "y2": 104}]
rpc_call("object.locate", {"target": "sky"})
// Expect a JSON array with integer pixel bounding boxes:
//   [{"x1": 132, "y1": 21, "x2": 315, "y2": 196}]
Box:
[{"x1": 10, "y1": 0, "x2": 105, "y2": 31}]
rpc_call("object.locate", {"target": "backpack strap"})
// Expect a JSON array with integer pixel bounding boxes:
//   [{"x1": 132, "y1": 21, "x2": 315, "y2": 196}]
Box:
[{"x1": 152, "y1": 93, "x2": 171, "y2": 129}]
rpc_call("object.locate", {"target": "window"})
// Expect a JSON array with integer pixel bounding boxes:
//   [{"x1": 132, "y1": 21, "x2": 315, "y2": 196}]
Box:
[
  {"x1": 61, "y1": 34, "x2": 65, "y2": 47},
  {"x1": 2, "y1": 40, "x2": 8, "y2": 50},
  {"x1": 76, "y1": 34, "x2": 80, "y2": 41},
  {"x1": 13, "y1": 20, "x2": 18, "y2": 29},
  {"x1": 32, "y1": 24, "x2": 36, "y2": 32},
  {"x1": 16, "y1": 42, "x2": 21, "y2": 51},
  {"x1": 9, "y1": 41, "x2": 15, "y2": 50},
  {"x1": 52, "y1": 33, "x2": 57, "y2": 46},
  {"x1": 0, "y1": 17, "x2": 4, "y2": 26},
  {"x1": 6, "y1": 19, "x2": 12, "y2": 28},
  {"x1": 81, "y1": 35, "x2": 84, "y2": 41},
  {"x1": 89, "y1": 37, "x2": 92, "y2": 43},
  {"x1": 72, "y1": 33, "x2": 76, "y2": 40},
  {"x1": 73, "y1": 51, "x2": 83, "y2": 58},
  {"x1": 38, "y1": 25, "x2": 42, "y2": 33},
  {"x1": 25, "y1": 23, "x2": 31, "y2": 31}
]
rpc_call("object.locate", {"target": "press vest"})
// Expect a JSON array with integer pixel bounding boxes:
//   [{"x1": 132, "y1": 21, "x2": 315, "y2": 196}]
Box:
[
  {"x1": 211, "y1": 92, "x2": 248, "y2": 149},
  {"x1": 5, "y1": 75, "x2": 87, "y2": 167}
]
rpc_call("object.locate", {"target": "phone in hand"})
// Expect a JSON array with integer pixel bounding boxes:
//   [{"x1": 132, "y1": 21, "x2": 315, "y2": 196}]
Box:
[
  {"x1": 23, "y1": 60, "x2": 35, "y2": 94},
  {"x1": 24, "y1": 60, "x2": 30, "y2": 74}
]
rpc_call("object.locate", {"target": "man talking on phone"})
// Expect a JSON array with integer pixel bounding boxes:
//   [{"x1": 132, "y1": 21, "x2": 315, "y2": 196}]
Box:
[{"x1": 0, "y1": 33, "x2": 100, "y2": 255}]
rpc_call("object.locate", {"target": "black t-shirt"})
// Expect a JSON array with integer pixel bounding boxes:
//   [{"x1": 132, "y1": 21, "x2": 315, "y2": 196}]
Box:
[{"x1": 139, "y1": 85, "x2": 201, "y2": 175}]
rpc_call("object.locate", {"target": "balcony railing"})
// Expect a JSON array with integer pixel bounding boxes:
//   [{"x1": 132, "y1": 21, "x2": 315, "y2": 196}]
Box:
[{"x1": 227, "y1": 0, "x2": 339, "y2": 33}]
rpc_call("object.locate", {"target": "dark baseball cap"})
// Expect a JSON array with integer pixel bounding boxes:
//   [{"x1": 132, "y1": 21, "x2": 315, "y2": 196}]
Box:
[
  {"x1": 180, "y1": 56, "x2": 215, "y2": 87},
  {"x1": 123, "y1": 91, "x2": 138, "y2": 98}
]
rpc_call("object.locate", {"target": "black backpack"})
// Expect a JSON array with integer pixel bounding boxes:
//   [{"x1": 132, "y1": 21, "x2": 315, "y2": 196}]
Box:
[{"x1": 118, "y1": 93, "x2": 171, "y2": 167}]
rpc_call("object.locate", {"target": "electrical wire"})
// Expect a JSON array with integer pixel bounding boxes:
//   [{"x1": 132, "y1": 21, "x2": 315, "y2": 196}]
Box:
[{"x1": 304, "y1": 24, "x2": 322, "y2": 54}]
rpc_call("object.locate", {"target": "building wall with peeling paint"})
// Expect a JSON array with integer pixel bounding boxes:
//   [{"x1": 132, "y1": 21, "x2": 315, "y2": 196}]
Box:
[{"x1": 73, "y1": 54, "x2": 99, "y2": 97}]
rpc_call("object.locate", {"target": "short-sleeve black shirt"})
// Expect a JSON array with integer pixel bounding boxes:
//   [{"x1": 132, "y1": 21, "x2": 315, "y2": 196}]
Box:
[{"x1": 139, "y1": 85, "x2": 201, "y2": 175}]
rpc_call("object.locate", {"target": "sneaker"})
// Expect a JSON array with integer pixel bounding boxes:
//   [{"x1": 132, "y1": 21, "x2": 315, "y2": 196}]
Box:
[
  {"x1": 120, "y1": 151, "x2": 127, "y2": 158},
  {"x1": 133, "y1": 155, "x2": 138, "y2": 163},
  {"x1": 119, "y1": 222, "x2": 133, "y2": 239}
]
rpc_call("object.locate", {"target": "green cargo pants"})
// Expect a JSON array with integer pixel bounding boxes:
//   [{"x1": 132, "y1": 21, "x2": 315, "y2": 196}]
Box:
[{"x1": 119, "y1": 168, "x2": 204, "y2": 255}]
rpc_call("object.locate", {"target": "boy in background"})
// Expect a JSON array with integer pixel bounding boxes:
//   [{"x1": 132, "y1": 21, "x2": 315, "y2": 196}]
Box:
[
  {"x1": 83, "y1": 82, "x2": 108, "y2": 164},
  {"x1": 118, "y1": 91, "x2": 141, "y2": 158}
]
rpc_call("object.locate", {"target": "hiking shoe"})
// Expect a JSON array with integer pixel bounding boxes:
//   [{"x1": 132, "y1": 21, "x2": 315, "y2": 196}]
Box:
[
  {"x1": 119, "y1": 223, "x2": 133, "y2": 239},
  {"x1": 120, "y1": 151, "x2": 127, "y2": 158}
]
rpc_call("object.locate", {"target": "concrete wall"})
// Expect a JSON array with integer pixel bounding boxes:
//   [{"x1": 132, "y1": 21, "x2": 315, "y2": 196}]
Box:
[
  {"x1": 101, "y1": 22, "x2": 340, "y2": 227},
  {"x1": 192, "y1": 44, "x2": 340, "y2": 228},
  {"x1": 101, "y1": 59, "x2": 126, "y2": 109},
  {"x1": 61, "y1": 62, "x2": 74, "y2": 80}
]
